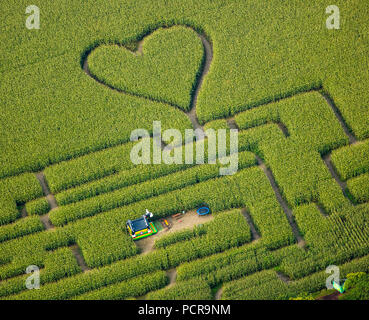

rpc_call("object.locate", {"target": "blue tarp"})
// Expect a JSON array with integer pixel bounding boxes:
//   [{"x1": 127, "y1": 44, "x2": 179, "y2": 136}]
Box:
[{"x1": 127, "y1": 215, "x2": 150, "y2": 233}]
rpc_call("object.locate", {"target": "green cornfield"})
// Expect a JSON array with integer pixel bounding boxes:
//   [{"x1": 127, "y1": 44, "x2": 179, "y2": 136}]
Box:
[{"x1": 1, "y1": 0, "x2": 369, "y2": 301}]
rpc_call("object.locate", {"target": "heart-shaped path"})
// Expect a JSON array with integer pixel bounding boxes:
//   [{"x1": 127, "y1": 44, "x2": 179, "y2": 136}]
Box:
[{"x1": 82, "y1": 26, "x2": 213, "y2": 134}]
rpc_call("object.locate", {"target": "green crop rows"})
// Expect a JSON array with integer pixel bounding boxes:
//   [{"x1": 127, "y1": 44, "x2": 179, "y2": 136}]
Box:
[
  {"x1": 147, "y1": 279, "x2": 212, "y2": 300},
  {"x1": 331, "y1": 140, "x2": 369, "y2": 180},
  {"x1": 1, "y1": 0, "x2": 368, "y2": 300},
  {"x1": 347, "y1": 174, "x2": 369, "y2": 204}
]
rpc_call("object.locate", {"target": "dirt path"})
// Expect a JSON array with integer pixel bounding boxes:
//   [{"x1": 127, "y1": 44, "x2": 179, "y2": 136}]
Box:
[
  {"x1": 226, "y1": 121, "x2": 304, "y2": 246},
  {"x1": 35, "y1": 172, "x2": 58, "y2": 210},
  {"x1": 277, "y1": 122, "x2": 289, "y2": 137},
  {"x1": 241, "y1": 208, "x2": 260, "y2": 241},
  {"x1": 319, "y1": 90, "x2": 360, "y2": 205},
  {"x1": 320, "y1": 92, "x2": 357, "y2": 145},
  {"x1": 71, "y1": 244, "x2": 90, "y2": 272},
  {"x1": 317, "y1": 291, "x2": 341, "y2": 300},
  {"x1": 35, "y1": 172, "x2": 56, "y2": 230},
  {"x1": 323, "y1": 154, "x2": 348, "y2": 195},
  {"x1": 39, "y1": 215, "x2": 54, "y2": 230},
  {"x1": 215, "y1": 288, "x2": 223, "y2": 300},
  {"x1": 316, "y1": 203, "x2": 328, "y2": 217},
  {"x1": 135, "y1": 210, "x2": 213, "y2": 254},
  {"x1": 276, "y1": 271, "x2": 291, "y2": 284},
  {"x1": 136, "y1": 40, "x2": 144, "y2": 55},
  {"x1": 186, "y1": 33, "x2": 213, "y2": 136},
  {"x1": 21, "y1": 206, "x2": 27, "y2": 218},
  {"x1": 226, "y1": 118, "x2": 238, "y2": 130},
  {"x1": 166, "y1": 268, "x2": 177, "y2": 287},
  {"x1": 255, "y1": 156, "x2": 304, "y2": 246},
  {"x1": 135, "y1": 268, "x2": 177, "y2": 300},
  {"x1": 35, "y1": 172, "x2": 91, "y2": 271}
]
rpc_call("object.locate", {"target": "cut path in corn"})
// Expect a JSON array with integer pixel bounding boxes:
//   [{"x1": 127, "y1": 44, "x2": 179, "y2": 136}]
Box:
[
  {"x1": 35, "y1": 172, "x2": 91, "y2": 272},
  {"x1": 317, "y1": 291, "x2": 341, "y2": 300},
  {"x1": 215, "y1": 287, "x2": 223, "y2": 300},
  {"x1": 323, "y1": 154, "x2": 348, "y2": 196},
  {"x1": 227, "y1": 120, "x2": 304, "y2": 246},
  {"x1": 187, "y1": 33, "x2": 212, "y2": 135},
  {"x1": 20, "y1": 206, "x2": 27, "y2": 218},
  {"x1": 136, "y1": 268, "x2": 177, "y2": 300},
  {"x1": 256, "y1": 156, "x2": 304, "y2": 247},
  {"x1": 276, "y1": 271, "x2": 291, "y2": 284},
  {"x1": 35, "y1": 172, "x2": 56, "y2": 230},
  {"x1": 166, "y1": 268, "x2": 177, "y2": 288},
  {"x1": 240, "y1": 208, "x2": 260, "y2": 241},
  {"x1": 321, "y1": 91, "x2": 357, "y2": 145},
  {"x1": 320, "y1": 90, "x2": 358, "y2": 204},
  {"x1": 71, "y1": 244, "x2": 91, "y2": 272}
]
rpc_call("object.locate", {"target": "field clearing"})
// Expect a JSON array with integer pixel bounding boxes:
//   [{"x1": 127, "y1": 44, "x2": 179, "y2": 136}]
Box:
[
  {"x1": 1, "y1": 0, "x2": 369, "y2": 300},
  {"x1": 135, "y1": 210, "x2": 214, "y2": 254}
]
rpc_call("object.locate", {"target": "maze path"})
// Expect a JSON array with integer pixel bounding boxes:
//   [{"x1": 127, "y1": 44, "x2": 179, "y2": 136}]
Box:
[
  {"x1": 0, "y1": 89, "x2": 366, "y2": 276},
  {"x1": 35, "y1": 172, "x2": 56, "y2": 230},
  {"x1": 0, "y1": 90, "x2": 365, "y2": 246},
  {"x1": 321, "y1": 92, "x2": 357, "y2": 145},
  {"x1": 255, "y1": 156, "x2": 304, "y2": 245},
  {"x1": 240, "y1": 208, "x2": 260, "y2": 241},
  {"x1": 221, "y1": 253, "x2": 369, "y2": 300},
  {"x1": 227, "y1": 113, "x2": 304, "y2": 245},
  {"x1": 323, "y1": 154, "x2": 348, "y2": 197},
  {"x1": 187, "y1": 33, "x2": 212, "y2": 133},
  {"x1": 70, "y1": 245, "x2": 90, "y2": 272}
]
